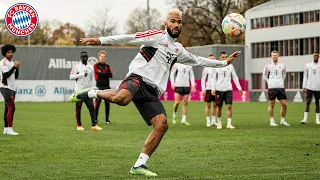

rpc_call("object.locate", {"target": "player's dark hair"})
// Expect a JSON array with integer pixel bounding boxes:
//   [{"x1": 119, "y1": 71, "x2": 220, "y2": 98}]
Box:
[
  {"x1": 80, "y1": 51, "x2": 88, "y2": 55},
  {"x1": 1, "y1": 44, "x2": 16, "y2": 57},
  {"x1": 313, "y1": 51, "x2": 319, "y2": 54},
  {"x1": 220, "y1": 51, "x2": 227, "y2": 55},
  {"x1": 208, "y1": 54, "x2": 215, "y2": 57}
]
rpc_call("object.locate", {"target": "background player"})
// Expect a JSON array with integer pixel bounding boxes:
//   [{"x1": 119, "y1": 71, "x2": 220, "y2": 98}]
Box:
[
  {"x1": 170, "y1": 63, "x2": 195, "y2": 125},
  {"x1": 0, "y1": 44, "x2": 20, "y2": 135},
  {"x1": 211, "y1": 52, "x2": 242, "y2": 129},
  {"x1": 94, "y1": 51, "x2": 113, "y2": 124},
  {"x1": 301, "y1": 52, "x2": 320, "y2": 124},
  {"x1": 263, "y1": 50, "x2": 290, "y2": 127},
  {"x1": 201, "y1": 54, "x2": 217, "y2": 127},
  {"x1": 70, "y1": 52, "x2": 102, "y2": 131}
]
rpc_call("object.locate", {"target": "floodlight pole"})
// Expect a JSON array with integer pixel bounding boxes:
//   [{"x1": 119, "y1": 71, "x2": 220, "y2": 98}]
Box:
[{"x1": 147, "y1": 0, "x2": 151, "y2": 30}]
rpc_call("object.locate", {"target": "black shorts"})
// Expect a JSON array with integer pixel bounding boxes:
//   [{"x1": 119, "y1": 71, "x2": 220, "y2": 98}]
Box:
[
  {"x1": 215, "y1": 90, "x2": 232, "y2": 107},
  {"x1": 204, "y1": 90, "x2": 215, "y2": 102},
  {"x1": 118, "y1": 74, "x2": 166, "y2": 126},
  {"x1": 0, "y1": 88, "x2": 16, "y2": 103},
  {"x1": 174, "y1": 87, "x2": 190, "y2": 95},
  {"x1": 268, "y1": 88, "x2": 287, "y2": 100},
  {"x1": 306, "y1": 89, "x2": 320, "y2": 100}
]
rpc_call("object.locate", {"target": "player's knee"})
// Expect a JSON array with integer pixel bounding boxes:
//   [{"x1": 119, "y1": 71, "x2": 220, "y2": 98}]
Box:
[
  {"x1": 154, "y1": 118, "x2": 168, "y2": 132},
  {"x1": 226, "y1": 104, "x2": 232, "y2": 110},
  {"x1": 206, "y1": 103, "x2": 211, "y2": 108},
  {"x1": 183, "y1": 101, "x2": 188, "y2": 106}
]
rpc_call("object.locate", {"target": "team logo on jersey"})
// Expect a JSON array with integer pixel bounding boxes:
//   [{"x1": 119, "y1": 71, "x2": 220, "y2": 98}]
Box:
[
  {"x1": 164, "y1": 44, "x2": 168, "y2": 48},
  {"x1": 175, "y1": 48, "x2": 179, "y2": 53},
  {"x1": 4, "y1": 3, "x2": 39, "y2": 37}
]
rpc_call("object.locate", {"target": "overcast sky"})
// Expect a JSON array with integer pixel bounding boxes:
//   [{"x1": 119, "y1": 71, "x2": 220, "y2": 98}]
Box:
[{"x1": 0, "y1": 0, "x2": 172, "y2": 34}]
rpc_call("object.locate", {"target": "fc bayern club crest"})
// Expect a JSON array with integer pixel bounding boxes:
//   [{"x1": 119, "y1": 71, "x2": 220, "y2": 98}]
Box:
[{"x1": 4, "y1": 3, "x2": 39, "y2": 37}]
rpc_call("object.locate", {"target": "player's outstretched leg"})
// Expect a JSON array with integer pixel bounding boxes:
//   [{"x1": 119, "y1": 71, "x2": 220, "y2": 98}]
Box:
[{"x1": 69, "y1": 87, "x2": 99, "y2": 102}]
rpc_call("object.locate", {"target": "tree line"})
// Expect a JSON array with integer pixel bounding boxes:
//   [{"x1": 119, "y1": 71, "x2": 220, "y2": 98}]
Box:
[{"x1": 0, "y1": 0, "x2": 269, "y2": 47}]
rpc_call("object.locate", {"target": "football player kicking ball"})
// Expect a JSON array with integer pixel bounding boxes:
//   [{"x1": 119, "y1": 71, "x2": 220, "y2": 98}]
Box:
[{"x1": 70, "y1": 9, "x2": 241, "y2": 177}]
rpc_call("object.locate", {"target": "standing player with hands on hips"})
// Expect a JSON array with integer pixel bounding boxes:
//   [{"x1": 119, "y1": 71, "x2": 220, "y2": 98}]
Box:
[{"x1": 70, "y1": 9, "x2": 241, "y2": 177}]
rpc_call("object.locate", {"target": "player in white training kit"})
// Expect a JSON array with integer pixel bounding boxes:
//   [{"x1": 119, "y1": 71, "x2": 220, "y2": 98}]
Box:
[
  {"x1": 201, "y1": 54, "x2": 217, "y2": 127},
  {"x1": 71, "y1": 9, "x2": 241, "y2": 177},
  {"x1": 301, "y1": 52, "x2": 320, "y2": 124},
  {"x1": 263, "y1": 50, "x2": 290, "y2": 127},
  {"x1": 211, "y1": 52, "x2": 242, "y2": 129},
  {"x1": 69, "y1": 51, "x2": 102, "y2": 131},
  {"x1": 170, "y1": 63, "x2": 195, "y2": 125}
]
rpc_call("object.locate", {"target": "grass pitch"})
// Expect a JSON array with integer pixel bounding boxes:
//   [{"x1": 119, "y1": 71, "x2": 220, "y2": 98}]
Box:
[{"x1": 0, "y1": 102, "x2": 319, "y2": 180}]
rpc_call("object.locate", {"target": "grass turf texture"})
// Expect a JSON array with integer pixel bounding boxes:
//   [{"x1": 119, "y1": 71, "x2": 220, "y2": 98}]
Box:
[{"x1": 0, "y1": 102, "x2": 319, "y2": 180}]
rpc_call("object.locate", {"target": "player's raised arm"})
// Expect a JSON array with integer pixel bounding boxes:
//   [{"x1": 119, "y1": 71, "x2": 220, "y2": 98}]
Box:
[
  {"x1": 80, "y1": 29, "x2": 162, "y2": 46},
  {"x1": 177, "y1": 46, "x2": 241, "y2": 68}
]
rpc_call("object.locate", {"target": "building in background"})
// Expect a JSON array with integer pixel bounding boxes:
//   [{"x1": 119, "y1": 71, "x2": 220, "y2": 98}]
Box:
[{"x1": 245, "y1": 0, "x2": 320, "y2": 96}]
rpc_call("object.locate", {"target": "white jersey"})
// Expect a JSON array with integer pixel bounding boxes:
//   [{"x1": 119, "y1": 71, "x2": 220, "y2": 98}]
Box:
[
  {"x1": 211, "y1": 64, "x2": 241, "y2": 91},
  {"x1": 98, "y1": 29, "x2": 229, "y2": 96},
  {"x1": 303, "y1": 61, "x2": 320, "y2": 91},
  {"x1": 70, "y1": 62, "x2": 95, "y2": 91},
  {"x1": 263, "y1": 61, "x2": 286, "y2": 89},
  {"x1": 0, "y1": 58, "x2": 18, "y2": 91},
  {"x1": 170, "y1": 63, "x2": 195, "y2": 87},
  {"x1": 201, "y1": 67, "x2": 214, "y2": 91}
]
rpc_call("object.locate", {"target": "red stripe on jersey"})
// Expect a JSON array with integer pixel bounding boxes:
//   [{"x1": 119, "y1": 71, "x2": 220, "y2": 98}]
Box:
[
  {"x1": 140, "y1": 49, "x2": 151, "y2": 62},
  {"x1": 135, "y1": 30, "x2": 163, "y2": 38},
  {"x1": 71, "y1": 63, "x2": 78, "y2": 74}
]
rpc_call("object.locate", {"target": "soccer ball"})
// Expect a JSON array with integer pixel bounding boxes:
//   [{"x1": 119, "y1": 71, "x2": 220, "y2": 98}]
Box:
[{"x1": 222, "y1": 13, "x2": 246, "y2": 37}]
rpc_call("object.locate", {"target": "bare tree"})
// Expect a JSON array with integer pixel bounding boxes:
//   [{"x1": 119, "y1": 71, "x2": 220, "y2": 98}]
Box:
[
  {"x1": 86, "y1": 8, "x2": 117, "y2": 37},
  {"x1": 171, "y1": 0, "x2": 270, "y2": 46},
  {"x1": 125, "y1": 7, "x2": 163, "y2": 34}
]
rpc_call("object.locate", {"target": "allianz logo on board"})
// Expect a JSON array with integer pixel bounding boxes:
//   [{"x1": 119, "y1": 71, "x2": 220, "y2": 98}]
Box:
[
  {"x1": 16, "y1": 86, "x2": 74, "y2": 96},
  {"x1": 48, "y1": 57, "x2": 98, "y2": 69}
]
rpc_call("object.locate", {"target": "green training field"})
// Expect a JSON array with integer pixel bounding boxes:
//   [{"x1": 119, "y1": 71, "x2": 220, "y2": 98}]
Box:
[{"x1": 0, "y1": 102, "x2": 319, "y2": 180}]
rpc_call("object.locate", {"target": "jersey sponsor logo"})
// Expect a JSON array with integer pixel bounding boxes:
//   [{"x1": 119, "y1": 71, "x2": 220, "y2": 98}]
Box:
[
  {"x1": 312, "y1": 69, "x2": 317, "y2": 75},
  {"x1": 274, "y1": 70, "x2": 279, "y2": 75},
  {"x1": 222, "y1": 71, "x2": 227, "y2": 77},
  {"x1": 4, "y1": 3, "x2": 39, "y2": 37}
]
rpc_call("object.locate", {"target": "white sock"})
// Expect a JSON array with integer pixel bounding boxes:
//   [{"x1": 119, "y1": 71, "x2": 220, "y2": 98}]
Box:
[
  {"x1": 316, "y1": 113, "x2": 319, "y2": 121},
  {"x1": 217, "y1": 117, "x2": 222, "y2": 124},
  {"x1": 134, "y1": 153, "x2": 149, "y2": 167},
  {"x1": 206, "y1": 116, "x2": 210, "y2": 122},
  {"x1": 182, "y1": 115, "x2": 187, "y2": 122},
  {"x1": 304, "y1": 112, "x2": 309, "y2": 120},
  {"x1": 3, "y1": 127, "x2": 8, "y2": 131},
  {"x1": 211, "y1": 116, "x2": 216, "y2": 124},
  {"x1": 88, "y1": 89, "x2": 100, "y2": 98},
  {"x1": 280, "y1": 117, "x2": 285, "y2": 123},
  {"x1": 270, "y1": 117, "x2": 275, "y2": 123},
  {"x1": 227, "y1": 118, "x2": 232, "y2": 125},
  {"x1": 173, "y1": 111, "x2": 177, "y2": 118}
]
